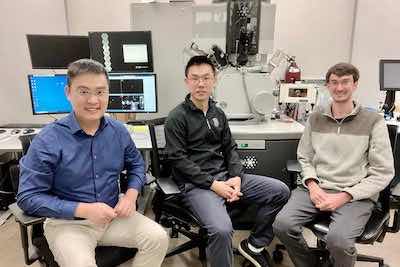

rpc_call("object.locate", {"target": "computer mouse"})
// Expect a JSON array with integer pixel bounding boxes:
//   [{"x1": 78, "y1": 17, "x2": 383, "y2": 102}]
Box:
[
  {"x1": 22, "y1": 128, "x2": 35, "y2": 134},
  {"x1": 11, "y1": 129, "x2": 21, "y2": 135}
]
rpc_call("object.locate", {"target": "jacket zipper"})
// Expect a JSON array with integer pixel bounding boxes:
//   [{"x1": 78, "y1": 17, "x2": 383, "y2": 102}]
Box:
[
  {"x1": 336, "y1": 118, "x2": 346, "y2": 135},
  {"x1": 204, "y1": 112, "x2": 211, "y2": 129},
  {"x1": 323, "y1": 114, "x2": 348, "y2": 135},
  {"x1": 323, "y1": 103, "x2": 358, "y2": 135}
]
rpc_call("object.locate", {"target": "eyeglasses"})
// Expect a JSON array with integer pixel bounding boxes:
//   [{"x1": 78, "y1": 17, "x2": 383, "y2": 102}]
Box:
[
  {"x1": 187, "y1": 75, "x2": 214, "y2": 84},
  {"x1": 328, "y1": 79, "x2": 354, "y2": 87},
  {"x1": 77, "y1": 89, "x2": 109, "y2": 98}
]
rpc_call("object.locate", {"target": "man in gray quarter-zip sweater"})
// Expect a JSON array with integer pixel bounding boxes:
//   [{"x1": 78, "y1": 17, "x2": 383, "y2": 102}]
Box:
[
  {"x1": 273, "y1": 63, "x2": 394, "y2": 267},
  {"x1": 165, "y1": 56, "x2": 290, "y2": 267}
]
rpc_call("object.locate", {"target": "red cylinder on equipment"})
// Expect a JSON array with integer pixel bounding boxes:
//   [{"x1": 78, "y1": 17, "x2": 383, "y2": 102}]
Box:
[{"x1": 285, "y1": 57, "x2": 301, "y2": 83}]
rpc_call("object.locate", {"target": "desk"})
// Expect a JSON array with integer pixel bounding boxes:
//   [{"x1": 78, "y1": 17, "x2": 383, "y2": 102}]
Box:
[
  {"x1": 0, "y1": 125, "x2": 152, "y2": 154},
  {"x1": 229, "y1": 120, "x2": 305, "y2": 188},
  {"x1": 229, "y1": 119, "x2": 305, "y2": 140},
  {"x1": 0, "y1": 129, "x2": 41, "y2": 153}
]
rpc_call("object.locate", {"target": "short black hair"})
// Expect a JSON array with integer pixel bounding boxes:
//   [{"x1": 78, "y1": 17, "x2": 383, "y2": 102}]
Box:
[
  {"x1": 326, "y1": 62, "x2": 360, "y2": 83},
  {"x1": 67, "y1": 58, "x2": 109, "y2": 86},
  {"x1": 184, "y1": 55, "x2": 216, "y2": 77}
]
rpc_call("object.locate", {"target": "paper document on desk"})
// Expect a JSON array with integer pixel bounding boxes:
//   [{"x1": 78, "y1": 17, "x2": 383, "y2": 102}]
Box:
[{"x1": 125, "y1": 125, "x2": 152, "y2": 149}]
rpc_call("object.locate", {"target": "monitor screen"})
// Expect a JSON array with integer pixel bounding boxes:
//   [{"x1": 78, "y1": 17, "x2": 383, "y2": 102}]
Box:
[
  {"x1": 107, "y1": 73, "x2": 157, "y2": 113},
  {"x1": 380, "y1": 59, "x2": 400, "y2": 91},
  {"x1": 27, "y1": 35, "x2": 90, "y2": 69},
  {"x1": 28, "y1": 75, "x2": 72, "y2": 114},
  {"x1": 89, "y1": 31, "x2": 153, "y2": 72},
  {"x1": 226, "y1": 0, "x2": 261, "y2": 56}
]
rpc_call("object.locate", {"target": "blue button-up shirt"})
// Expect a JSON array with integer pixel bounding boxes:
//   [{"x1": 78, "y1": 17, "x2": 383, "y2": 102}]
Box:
[{"x1": 17, "y1": 113, "x2": 145, "y2": 219}]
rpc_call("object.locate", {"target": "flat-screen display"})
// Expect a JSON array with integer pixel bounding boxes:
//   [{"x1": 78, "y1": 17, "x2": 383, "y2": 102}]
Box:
[
  {"x1": 28, "y1": 75, "x2": 71, "y2": 114},
  {"x1": 108, "y1": 73, "x2": 157, "y2": 113},
  {"x1": 380, "y1": 59, "x2": 400, "y2": 91},
  {"x1": 28, "y1": 73, "x2": 157, "y2": 115},
  {"x1": 226, "y1": 0, "x2": 261, "y2": 56},
  {"x1": 27, "y1": 35, "x2": 90, "y2": 69},
  {"x1": 89, "y1": 31, "x2": 153, "y2": 72}
]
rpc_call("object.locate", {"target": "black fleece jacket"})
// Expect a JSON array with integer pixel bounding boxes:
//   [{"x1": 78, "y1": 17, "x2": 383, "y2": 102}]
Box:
[{"x1": 165, "y1": 94, "x2": 243, "y2": 189}]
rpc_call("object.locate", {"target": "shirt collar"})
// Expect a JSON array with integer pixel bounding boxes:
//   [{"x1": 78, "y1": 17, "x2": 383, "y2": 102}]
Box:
[
  {"x1": 184, "y1": 93, "x2": 216, "y2": 112},
  {"x1": 56, "y1": 112, "x2": 109, "y2": 135},
  {"x1": 320, "y1": 100, "x2": 361, "y2": 119}
]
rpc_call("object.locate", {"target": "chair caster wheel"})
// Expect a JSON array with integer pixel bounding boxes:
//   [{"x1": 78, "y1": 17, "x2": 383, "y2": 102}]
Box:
[{"x1": 272, "y1": 249, "x2": 283, "y2": 263}]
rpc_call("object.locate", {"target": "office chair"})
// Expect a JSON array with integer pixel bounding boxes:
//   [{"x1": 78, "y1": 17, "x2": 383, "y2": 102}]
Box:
[
  {"x1": 148, "y1": 117, "x2": 258, "y2": 267},
  {"x1": 388, "y1": 124, "x2": 400, "y2": 189},
  {"x1": 273, "y1": 124, "x2": 400, "y2": 267},
  {"x1": 0, "y1": 159, "x2": 18, "y2": 210},
  {"x1": 9, "y1": 133, "x2": 137, "y2": 267}
]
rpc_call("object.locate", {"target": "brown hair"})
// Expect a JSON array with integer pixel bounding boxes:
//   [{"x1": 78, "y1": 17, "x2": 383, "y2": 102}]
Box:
[
  {"x1": 326, "y1": 62, "x2": 360, "y2": 83},
  {"x1": 67, "y1": 58, "x2": 109, "y2": 86}
]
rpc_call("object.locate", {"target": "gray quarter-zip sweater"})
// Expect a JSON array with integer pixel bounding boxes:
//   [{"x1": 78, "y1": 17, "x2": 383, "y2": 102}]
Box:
[{"x1": 298, "y1": 101, "x2": 394, "y2": 201}]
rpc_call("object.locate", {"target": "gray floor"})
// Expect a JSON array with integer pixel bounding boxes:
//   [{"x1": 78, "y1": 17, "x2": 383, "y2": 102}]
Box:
[{"x1": 1, "y1": 212, "x2": 399, "y2": 267}]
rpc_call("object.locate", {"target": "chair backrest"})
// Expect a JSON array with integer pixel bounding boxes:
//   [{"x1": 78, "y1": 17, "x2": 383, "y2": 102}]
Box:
[
  {"x1": 147, "y1": 117, "x2": 168, "y2": 179},
  {"x1": 387, "y1": 124, "x2": 400, "y2": 189},
  {"x1": 364, "y1": 124, "x2": 398, "y2": 213},
  {"x1": 18, "y1": 134, "x2": 37, "y2": 156}
]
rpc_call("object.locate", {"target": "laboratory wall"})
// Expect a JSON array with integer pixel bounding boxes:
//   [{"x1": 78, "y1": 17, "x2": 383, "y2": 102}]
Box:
[
  {"x1": 272, "y1": 0, "x2": 356, "y2": 78},
  {"x1": 0, "y1": 0, "x2": 68, "y2": 125},
  {"x1": 351, "y1": 0, "x2": 400, "y2": 109}
]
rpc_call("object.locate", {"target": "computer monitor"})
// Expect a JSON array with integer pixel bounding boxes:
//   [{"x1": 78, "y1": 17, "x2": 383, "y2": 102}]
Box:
[
  {"x1": 27, "y1": 35, "x2": 90, "y2": 69},
  {"x1": 380, "y1": 59, "x2": 400, "y2": 91},
  {"x1": 107, "y1": 73, "x2": 157, "y2": 113},
  {"x1": 89, "y1": 31, "x2": 153, "y2": 72},
  {"x1": 226, "y1": 0, "x2": 261, "y2": 56},
  {"x1": 28, "y1": 75, "x2": 72, "y2": 115}
]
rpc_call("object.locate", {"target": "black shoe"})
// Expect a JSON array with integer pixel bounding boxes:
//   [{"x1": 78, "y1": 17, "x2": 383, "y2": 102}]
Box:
[{"x1": 238, "y1": 239, "x2": 274, "y2": 267}]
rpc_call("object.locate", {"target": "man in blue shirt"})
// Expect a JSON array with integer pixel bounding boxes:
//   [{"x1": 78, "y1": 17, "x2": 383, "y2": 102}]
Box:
[{"x1": 17, "y1": 59, "x2": 168, "y2": 267}]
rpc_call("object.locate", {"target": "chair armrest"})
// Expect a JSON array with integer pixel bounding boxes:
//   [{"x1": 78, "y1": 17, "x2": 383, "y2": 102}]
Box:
[
  {"x1": 286, "y1": 160, "x2": 301, "y2": 173},
  {"x1": 9, "y1": 203, "x2": 45, "y2": 226},
  {"x1": 145, "y1": 173, "x2": 156, "y2": 185},
  {"x1": 156, "y1": 177, "x2": 181, "y2": 195},
  {"x1": 388, "y1": 195, "x2": 400, "y2": 233},
  {"x1": 9, "y1": 203, "x2": 44, "y2": 265}
]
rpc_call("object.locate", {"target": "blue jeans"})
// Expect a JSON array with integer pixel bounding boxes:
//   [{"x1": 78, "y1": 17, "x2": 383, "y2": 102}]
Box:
[{"x1": 182, "y1": 173, "x2": 290, "y2": 267}]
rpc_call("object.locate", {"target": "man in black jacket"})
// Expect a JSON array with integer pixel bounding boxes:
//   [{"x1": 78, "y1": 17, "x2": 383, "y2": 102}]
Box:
[{"x1": 165, "y1": 55, "x2": 290, "y2": 267}]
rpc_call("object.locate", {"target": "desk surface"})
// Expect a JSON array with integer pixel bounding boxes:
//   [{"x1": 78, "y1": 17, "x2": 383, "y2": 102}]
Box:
[
  {"x1": 1, "y1": 120, "x2": 305, "y2": 153},
  {"x1": 0, "y1": 125, "x2": 153, "y2": 153},
  {"x1": 0, "y1": 128, "x2": 41, "y2": 153},
  {"x1": 229, "y1": 120, "x2": 305, "y2": 140}
]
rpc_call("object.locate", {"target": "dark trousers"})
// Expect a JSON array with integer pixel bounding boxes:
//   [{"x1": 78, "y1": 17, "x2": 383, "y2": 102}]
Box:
[
  {"x1": 273, "y1": 187, "x2": 374, "y2": 267},
  {"x1": 182, "y1": 174, "x2": 290, "y2": 267}
]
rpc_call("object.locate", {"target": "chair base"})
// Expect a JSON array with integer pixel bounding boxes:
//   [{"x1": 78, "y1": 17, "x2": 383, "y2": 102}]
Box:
[
  {"x1": 272, "y1": 244, "x2": 389, "y2": 267},
  {"x1": 357, "y1": 253, "x2": 388, "y2": 267}
]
